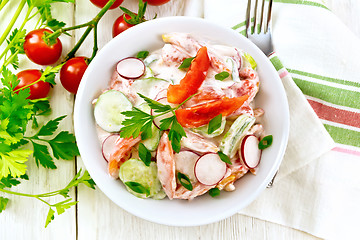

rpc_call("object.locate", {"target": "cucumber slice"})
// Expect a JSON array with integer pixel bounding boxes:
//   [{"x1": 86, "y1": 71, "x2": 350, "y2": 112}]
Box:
[
  {"x1": 193, "y1": 118, "x2": 226, "y2": 138},
  {"x1": 226, "y1": 57, "x2": 241, "y2": 82},
  {"x1": 244, "y1": 52, "x2": 257, "y2": 70},
  {"x1": 143, "y1": 54, "x2": 159, "y2": 66},
  {"x1": 143, "y1": 67, "x2": 154, "y2": 78},
  {"x1": 131, "y1": 77, "x2": 170, "y2": 102},
  {"x1": 94, "y1": 90, "x2": 132, "y2": 132},
  {"x1": 152, "y1": 189, "x2": 167, "y2": 200},
  {"x1": 137, "y1": 103, "x2": 162, "y2": 151},
  {"x1": 219, "y1": 114, "x2": 256, "y2": 158},
  {"x1": 119, "y1": 158, "x2": 163, "y2": 199}
]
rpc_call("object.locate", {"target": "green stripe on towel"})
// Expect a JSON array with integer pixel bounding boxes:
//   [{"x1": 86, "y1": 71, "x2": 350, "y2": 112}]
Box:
[
  {"x1": 269, "y1": 55, "x2": 284, "y2": 71},
  {"x1": 324, "y1": 124, "x2": 360, "y2": 148},
  {"x1": 288, "y1": 69, "x2": 360, "y2": 88},
  {"x1": 274, "y1": 0, "x2": 328, "y2": 10},
  {"x1": 292, "y1": 77, "x2": 360, "y2": 109}
]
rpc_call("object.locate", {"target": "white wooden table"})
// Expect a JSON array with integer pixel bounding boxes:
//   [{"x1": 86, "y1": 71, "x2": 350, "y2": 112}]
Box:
[{"x1": 0, "y1": 0, "x2": 358, "y2": 239}]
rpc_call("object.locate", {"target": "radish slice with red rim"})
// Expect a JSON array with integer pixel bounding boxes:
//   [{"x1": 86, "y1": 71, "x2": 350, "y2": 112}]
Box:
[
  {"x1": 151, "y1": 97, "x2": 176, "y2": 130},
  {"x1": 194, "y1": 153, "x2": 227, "y2": 186},
  {"x1": 116, "y1": 57, "x2": 145, "y2": 80},
  {"x1": 239, "y1": 135, "x2": 262, "y2": 169},
  {"x1": 174, "y1": 150, "x2": 200, "y2": 183},
  {"x1": 102, "y1": 134, "x2": 120, "y2": 162}
]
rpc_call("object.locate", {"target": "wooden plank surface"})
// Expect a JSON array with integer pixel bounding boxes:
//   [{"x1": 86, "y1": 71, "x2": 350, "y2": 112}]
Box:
[
  {"x1": 0, "y1": 1, "x2": 76, "y2": 239},
  {"x1": 0, "y1": 0, "x2": 359, "y2": 239}
]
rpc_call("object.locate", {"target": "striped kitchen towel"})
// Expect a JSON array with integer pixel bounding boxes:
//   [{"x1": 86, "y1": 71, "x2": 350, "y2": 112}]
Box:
[{"x1": 196, "y1": 0, "x2": 360, "y2": 238}]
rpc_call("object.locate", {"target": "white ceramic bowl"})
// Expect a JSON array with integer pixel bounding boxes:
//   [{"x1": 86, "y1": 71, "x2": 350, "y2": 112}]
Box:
[{"x1": 74, "y1": 16, "x2": 289, "y2": 226}]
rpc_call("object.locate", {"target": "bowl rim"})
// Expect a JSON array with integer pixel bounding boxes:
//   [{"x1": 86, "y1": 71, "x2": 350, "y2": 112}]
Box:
[{"x1": 74, "y1": 16, "x2": 290, "y2": 226}]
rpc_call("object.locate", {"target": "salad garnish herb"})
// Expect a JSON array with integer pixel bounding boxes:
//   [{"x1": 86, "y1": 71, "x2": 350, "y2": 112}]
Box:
[
  {"x1": 178, "y1": 57, "x2": 194, "y2": 69},
  {"x1": 177, "y1": 172, "x2": 193, "y2": 191},
  {"x1": 120, "y1": 93, "x2": 193, "y2": 153},
  {"x1": 0, "y1": 0, "x2": 122, "y2": 227},
  {"x1": 138, "y1": 143, "x2": 152, "y2": 166},
  {"x1": 209, "y1": 187, "x2": 220, "y2": 197},
  {"x1": 0, "y1": 169, "x2": 95, "y2": 228},
  {"x1": 125, "y1": 181, "x2": 150, "y2": 197},
  {"x1": 207, "y1": 114, "x2": 222, "y2": 134},
  {"x1": 217, "y1": 151, "x2": 232, "y2": 165},
  {"x1": 136, "y1": 50, "x2": 149, "y2": 59},
  {"x1": 215, "y1": 71, "x2": 230, "y2": 81},
  {"x1": 258, "y1": 135, "x2": 273, "y2": 149}
]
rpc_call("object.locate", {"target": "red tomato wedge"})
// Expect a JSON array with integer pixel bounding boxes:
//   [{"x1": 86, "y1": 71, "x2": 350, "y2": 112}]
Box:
[
  {"x1": 175, "y1": 95, "x2": 249, "y2": 128},
  {"x1": 167, "y1": 46, "x2": 210, "y2": 104}
]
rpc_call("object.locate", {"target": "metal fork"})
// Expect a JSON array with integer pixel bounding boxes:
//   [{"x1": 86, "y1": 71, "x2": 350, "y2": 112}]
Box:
[
  {"x1": 246, "y1": 0, "x2": 277, "y2": 187},
  {"x1": 246, "y1": 0, "x2": 274, "y2": 56}
]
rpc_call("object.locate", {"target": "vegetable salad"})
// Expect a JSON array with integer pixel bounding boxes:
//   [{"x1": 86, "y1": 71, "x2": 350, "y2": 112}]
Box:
[{"x1": 93, "y1": 33, "x2": 271, "y2": 200}]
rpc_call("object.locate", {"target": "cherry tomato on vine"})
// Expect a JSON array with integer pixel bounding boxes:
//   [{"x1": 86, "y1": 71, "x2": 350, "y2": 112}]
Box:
[
  {"x1": 60, "y1": 57, "x2": 88, "y2": 94},
  {"x1": 14, "y1": 69, "x2": 51, "y2": 100},
  {"x1": 112, "y1": 14, "x2": 135, "y2": 37},
  {"x1": 90, "y1": 0, "x2": 124, "y2": 9},
  {"x1": 23, "y1": 29, "x2": 62, "y2": 66},
  {"x1": 143, "y1": 0, "x2": 170, "y2": 5}
]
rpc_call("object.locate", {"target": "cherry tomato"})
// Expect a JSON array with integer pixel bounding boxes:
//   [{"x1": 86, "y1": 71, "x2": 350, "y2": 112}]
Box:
[
  {"x1": 90, "y1": 0, "x2": 124, "y2": 9},
  {"x1": 175, "y1": 95, "x2": 249, "y2": 128},
  {"x1": 14, "y1": 69, "x2": 51, "y2": 100},
  {"x1": 60, "y1": 57, "x2": 88, "y2": 94},
  {"x1": 112, "y1": 14, "x2": 134, "y2": 38},
  {"x1": 23, "y1": 29, "x2": 62, "y2": 66},
  {"x1": 143, "y1": 0, "x2": 170, "y2": 5},
  {"x1": 167, "y1": 46, "x2": 210, "y2": 104}
]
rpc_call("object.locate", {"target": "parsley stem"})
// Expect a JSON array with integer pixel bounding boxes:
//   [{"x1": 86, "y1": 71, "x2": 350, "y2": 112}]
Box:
[
  {"x1": 0, "y1": 188, "x2": 37, "y2": 198},
  {"x1": 36, "y1": 196, "x2": 51, "y2": 206},
  {"x1": 2, "y1": 49, "x2": 19, "y2": 68},
  {"x1": 0, "y1": 0, "x2": 26, "y2": 47},
  {"x1": 0, "y1": 0, "x2": 10, "y2": 12},
  {"x1": 150, "y1": 93, "x2": 196, "y2": 119},
  {"x1": 13, "y1": 66, "x2": 60, "y2": 93},
  {"x1": 0, "y1": 5, "x2": 34, "y2": 62}
]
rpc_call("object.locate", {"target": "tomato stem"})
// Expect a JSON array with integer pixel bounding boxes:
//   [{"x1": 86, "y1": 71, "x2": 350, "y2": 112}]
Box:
[
  {"x1": 0, "y1": 0, "x2": 26, "y2": 47},
  {"x1": 90, "y1": 23, "x2": 99, "y2": 62},
  {"x1": 64, "y1": 0, "x2": 117, "y2": 61}
]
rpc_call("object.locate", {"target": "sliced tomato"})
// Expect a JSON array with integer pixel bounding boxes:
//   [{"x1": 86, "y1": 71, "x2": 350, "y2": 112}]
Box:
[
  {"x1": 175, "y1": 95, "x2": 249, "y2": 128},
  {"x1": 167, "y1": 46, "x2": 210, "y2": 104}
]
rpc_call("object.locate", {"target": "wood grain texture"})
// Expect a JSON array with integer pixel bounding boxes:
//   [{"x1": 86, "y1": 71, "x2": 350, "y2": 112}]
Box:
[
  {"x1": 1, "y1": 0, "x2": 359, "y2": 239},
  {"x1": 0, "y1": 2, "x2": 76, "y2": 239}
]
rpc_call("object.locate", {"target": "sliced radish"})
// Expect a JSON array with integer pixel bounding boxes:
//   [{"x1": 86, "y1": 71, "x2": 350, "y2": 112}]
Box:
[
  {"x1": 154, "y1": 89, "x2": 167, "y2": 100},
  {"x1": 102, "y1": 134, "x2": 120, "y2": 162},
  {"x1": 151, "y1": 97, "x2": 177, "y2": 129},
  {"x1": 194, "y1": 153, "x2": 227, "y2": 186},
  {"x1": 239, "y1": 135, "x2": 262, "y2": 169},
  {"x1": 116, "y1": 57, "x2": 145, "y2": 80},
  {"x1": 174, "y1": 150, "x2": 200, "y2": 183}
]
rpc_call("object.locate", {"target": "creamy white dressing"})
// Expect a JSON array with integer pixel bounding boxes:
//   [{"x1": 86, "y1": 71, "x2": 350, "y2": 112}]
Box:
[{"x1": 96, "y1": 33, "x2": 264, "y2": 199}]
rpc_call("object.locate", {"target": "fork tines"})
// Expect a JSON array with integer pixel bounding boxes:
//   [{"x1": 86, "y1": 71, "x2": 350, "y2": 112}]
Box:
[{"x1": 246, "y1": 0, "x2": 273, "y2": 37}]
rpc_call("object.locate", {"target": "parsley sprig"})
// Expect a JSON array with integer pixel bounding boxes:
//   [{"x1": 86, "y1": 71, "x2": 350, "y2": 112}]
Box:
[
  {"x1": 0, "y1": 67, "x2": 92, "y2": 226},
  {"x1": 0, "y1": 169, "x2": 95, "y2": 227},
  {"x1": 120, "y1": 93, "x2": 192, "y2": 153}
]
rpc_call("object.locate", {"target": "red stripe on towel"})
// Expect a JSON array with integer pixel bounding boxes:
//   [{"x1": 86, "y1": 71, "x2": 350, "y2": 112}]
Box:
[
  {"x1": 332, "y1": 147, "x2": 360, "y2": 157},
  {"x1": 307, "y1": 99, "x2": 360, "y2": 129}
]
